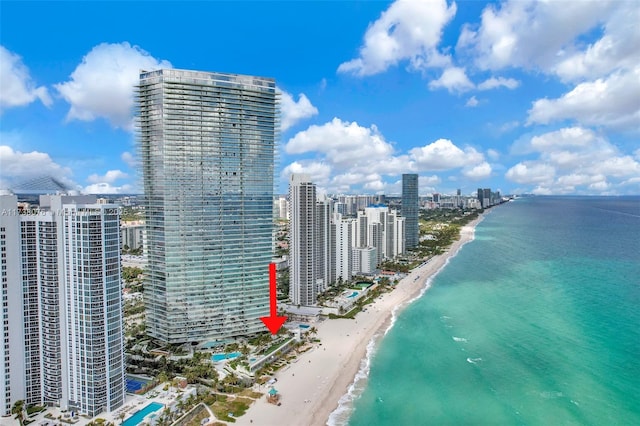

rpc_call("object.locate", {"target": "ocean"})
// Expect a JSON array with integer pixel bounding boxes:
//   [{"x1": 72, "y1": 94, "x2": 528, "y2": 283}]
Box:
[{"x1": 335, "y1": 196, "x2": 640, "y2": 426}]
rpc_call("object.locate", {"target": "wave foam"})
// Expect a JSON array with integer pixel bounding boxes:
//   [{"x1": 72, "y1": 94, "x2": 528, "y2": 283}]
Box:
[
  {"x1": 453, "y1": 336, "x2": 468, "y2": 342},
  {"x1": 466, "y1": 357, "x2": 483, "y2": 364},
  {"x1": 327, "y1": 334, "x2": 380, "y2": 426},
  {"x1": 328, "y1": 217, "x2": 484, "y2": 425}
]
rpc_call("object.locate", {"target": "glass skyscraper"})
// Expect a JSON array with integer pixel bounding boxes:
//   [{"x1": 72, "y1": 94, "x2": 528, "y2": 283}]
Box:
[
  {"x1": 402, "y1": 174, "x2": 419, "y2": 249},
  {"x1": 137, "y1": 69, "x2": 277, "y2": 344}
]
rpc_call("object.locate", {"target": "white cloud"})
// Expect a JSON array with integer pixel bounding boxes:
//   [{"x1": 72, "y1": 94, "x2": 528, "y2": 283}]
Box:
[
  {"x1": 409, "y1": 139, "x2": 484, "y2": 170},
  {"x1": 465, "y1": 96, "x2": 479, "y2": 107},
  {"x1": 281, "y1": 161, "x2": 332, "y2": 187},
  {"x1": 285, "y1": 118, "x2": 395, "y2": 169},
  {"x1": 463, "y1": 161, "x2": 492, "y2": 180},
  {"x1": 487, "y1": 149, "x2": 500, "y2": 160},
  {"x1": 477, "y1": 76, "x2": 520, "y2": 90},
  {"x1": 121, "y1": 151, "x2": 138, "y2": 168},
  {"x1": 0, "y1": 46, "x2": 51, "y2": 111},
  {"x1": 0, "y1": 145, "x2": 77, "y2": 190},
  {"x1": 279, "y1": 89, "x2": 319, "y2": 131},
  {"x1": 527, "y1": 67, "x2": 640, "y2": 131},
  {"x1": 87, "y1": 169, "x2": 129, "y2": 184},
  {"x1": 337, "y1": 0, "x2": 457, "y2": 76},
  {"x1": 428, "y1": 66, "x2": 474, "y2": 93},
  {"x1": 284, "y1": 118, "x2": 492, "y2": 193},
  {"x1": 505, "y1": 162, "x2": 556, "y2": 185},
  {"x1": 457, "y1": 0, "x2": 616, "y2": 73},
  {"x1": 552, "y1": 4, "x2": 640, "y2": 82},
  {"x1": 505, "y1": 127, "x2": 640, "y2": 194},
  {"x1": 83, "y1": 182, "x2": 133, "y2": 195},
  {"x1": 55, "y1": 42, "x2": 171, "y2": 129}
]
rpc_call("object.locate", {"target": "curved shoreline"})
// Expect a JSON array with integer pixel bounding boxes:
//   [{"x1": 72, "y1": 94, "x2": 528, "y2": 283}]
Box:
[{"x1": 236, "y1": 215, "x2": 484, "y2": 426}]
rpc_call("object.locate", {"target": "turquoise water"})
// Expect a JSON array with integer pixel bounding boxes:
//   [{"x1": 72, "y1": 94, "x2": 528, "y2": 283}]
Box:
[
  {"x1": 342, "y1": 197, "x2": 640, "y2": 425},
  {"x1": 347, "y1": 291, "x2": 359, "y2": 298},
  {"x1": 123, "y1": 402, "x2": 163, "y2": 426},
  {"x1": 211, "y1": 351, "x2": 241, "y2": 361}
]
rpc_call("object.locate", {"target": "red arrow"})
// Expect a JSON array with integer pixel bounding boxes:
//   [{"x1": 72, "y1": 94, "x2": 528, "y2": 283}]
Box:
[{"x1": 260, "y1": 263, "x2": 287, "y2": 334}]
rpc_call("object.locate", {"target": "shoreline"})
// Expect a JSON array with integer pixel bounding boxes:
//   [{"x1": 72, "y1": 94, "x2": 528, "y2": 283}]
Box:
[{"x1": 236, "y1": 214, "x2": 485, "y2": 426}]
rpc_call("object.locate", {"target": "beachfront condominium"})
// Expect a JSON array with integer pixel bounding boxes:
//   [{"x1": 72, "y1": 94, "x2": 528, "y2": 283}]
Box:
[
  {"x1": 0, "y1": 193, "x2": 25, "y2": 417},
  {"x1": 334, "y1": 214, "x2": 355, "y2": 283},
  {"x1": 316, "y1": 196, "x2": 334, "y2": 293},
  {"x1": 138, "y1": 69, "x2": 277, "y2": 343},
  {"x1": 0, "y1": 193, "x2": 125, "y2": 417},
  {"x1": 289, "y1": 174, "x2": 318, "y2": 306},
  {"x1": 355, "y1": 205, "x2": 405, "y2": 265},
  {"x1": 402, "y1": 174, "x2": 419, "y2": 249}
]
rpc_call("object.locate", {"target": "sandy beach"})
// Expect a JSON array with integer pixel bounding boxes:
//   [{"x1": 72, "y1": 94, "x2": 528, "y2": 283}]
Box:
[{"x1": 236, "y1": 216, "x2": 483, "y2": 426}]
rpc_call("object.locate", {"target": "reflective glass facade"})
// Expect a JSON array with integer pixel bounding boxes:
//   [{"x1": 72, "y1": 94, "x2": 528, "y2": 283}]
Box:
[
  {"x1": 402, "y1": 174, "x2": 419, "y2": 249},
  {"x1": 137, "y1": 69, "x2": 277, "y2": 343}
]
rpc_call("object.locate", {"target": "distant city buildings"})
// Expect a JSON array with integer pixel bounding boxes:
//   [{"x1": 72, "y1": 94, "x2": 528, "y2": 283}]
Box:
[
  {"x1": 477, "y1": 187, "x2": 501, "y2": 208},
  {"x1": 120, "y1": 222, "x2": 144, "y2": 251},
  {"x1": 138, "y1": 69, "x2": 277, "y2": 344},
  {"x1": 402, "y1": 174, "x2": 419, "y2": 249},
  {"x1": 0, "y1": 193, "x2": 125, "y2": 417},
  {"x1": 288, "y1": 177, "x2": 406, "y2": 306}
]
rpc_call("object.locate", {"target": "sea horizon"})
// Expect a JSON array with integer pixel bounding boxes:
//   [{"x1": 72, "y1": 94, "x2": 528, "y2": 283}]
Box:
[{"x1": 342, "y1": 196, "x2": 639, "y2": 425}]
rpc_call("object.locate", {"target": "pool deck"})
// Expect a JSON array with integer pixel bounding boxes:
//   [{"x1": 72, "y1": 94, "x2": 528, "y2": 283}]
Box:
[{"x1": 19, "y1": 382, "x2": 202, "y2": 426}]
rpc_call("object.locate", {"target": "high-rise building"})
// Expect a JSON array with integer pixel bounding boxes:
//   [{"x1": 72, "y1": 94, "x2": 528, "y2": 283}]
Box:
[
  {"x1": 353, "y1": 205, "x2": 404, "y2": 267},
  {"x1": 402, "y1": 174, "x2": 419, "y2": 249},
  {"x1": 289, "y1": 174, "x2": 318, "y2": 306},
  {"x1": 316, "y1": 196, "x2": 334, "y2": 292},
  {"x1": 483, "y1": 188, "x2": 492, "y2": 208},
  {"x1": 138, "y1": 69, "x2": 277, "y2": 343},
  {"x1": 0, "y1": 193, "x2": 125, "y2": 417},
  {"x1": 0, "y1": 193, "x2": 25, "y2": 417},
  {"x1": 334, "y1": 215, "x2": 354, "y2": 283}
]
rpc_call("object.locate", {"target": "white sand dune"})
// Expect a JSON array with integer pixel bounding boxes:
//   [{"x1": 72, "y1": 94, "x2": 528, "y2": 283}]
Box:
[{"x1": 236, "y1": 217, "x2": 483, "y2": 426}]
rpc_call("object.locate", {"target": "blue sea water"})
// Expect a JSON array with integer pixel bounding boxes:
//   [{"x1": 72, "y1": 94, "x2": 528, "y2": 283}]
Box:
[{"x1": 341, "y1": 197, "x2": 640, "y2": 425}]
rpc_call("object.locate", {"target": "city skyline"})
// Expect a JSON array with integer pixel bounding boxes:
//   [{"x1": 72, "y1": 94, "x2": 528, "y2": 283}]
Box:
[{"x1": 2, "y1": 1, "x2": 639, "y2": 197}]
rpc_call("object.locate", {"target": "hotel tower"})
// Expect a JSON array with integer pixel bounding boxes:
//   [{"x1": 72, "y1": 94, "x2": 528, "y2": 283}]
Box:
[{"x1": 137, "y1": 69, "x2": 277, "y2": 344}]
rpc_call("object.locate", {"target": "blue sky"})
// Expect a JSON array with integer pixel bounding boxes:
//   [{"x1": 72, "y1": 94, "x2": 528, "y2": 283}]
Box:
[{"x1": 1, "y1": 0, "x2": 638, "y2": 196}]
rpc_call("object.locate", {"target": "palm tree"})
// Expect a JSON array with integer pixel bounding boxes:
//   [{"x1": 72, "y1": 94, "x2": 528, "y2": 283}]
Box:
[{"x1": 11, "y1": 400, "x2": 25, "y2": 426}]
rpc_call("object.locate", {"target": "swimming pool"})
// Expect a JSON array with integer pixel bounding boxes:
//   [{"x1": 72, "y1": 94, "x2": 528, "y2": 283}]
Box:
[
  {"x1": 123, "y1": 402, "x2": 163, "y2": 426},
  {"x1": 299, "y1": 324, "x2": 310, "y2": 329},
  {"x1": 211, "y1": 351, "x2": 241, "y2": 362},
  {"x1": 346, "y1": 291, "x2": 359, "y2": 298}
]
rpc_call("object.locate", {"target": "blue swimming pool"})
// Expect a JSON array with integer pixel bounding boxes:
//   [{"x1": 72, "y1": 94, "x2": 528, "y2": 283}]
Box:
[
  {"x1": 299, "y1": 324, "x2": 310, "y2": 329},
  {"x1": 123, "y1": 402, "x2": 163, "y2": 426},
  {"x1": 346, "y1": 291, "x2": 359, "y2": 298},
  {"x1": 211, "y1": 351, "x2": 241, "y2": 362}
]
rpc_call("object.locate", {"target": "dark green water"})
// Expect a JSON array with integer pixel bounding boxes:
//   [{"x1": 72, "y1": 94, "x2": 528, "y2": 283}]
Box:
[{"x1": 335, "y1": 197, "x2": 640, "y2": 425}]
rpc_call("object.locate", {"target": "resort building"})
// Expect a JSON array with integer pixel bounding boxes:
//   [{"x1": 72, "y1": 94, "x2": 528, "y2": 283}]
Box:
[
  {"x1": 352, "y1": 246, "x2": 377, "y2": 275},
  {"x1": 402, "y1": 174, "x2": 419, "y2": 249},
  {"x1": 0, "y1": 193, "x2": 125, "y2": 417},
  {"x1": 356, "y1": 205, "x2": 405, "y2": 265},
  {"x1": 138, "y1": 69, "x2": 277, "y2": 343},
  {"x1": 289, "y1": 174, "x2": 319, "y2": 306},
  {"x1": 316, "y1": 196, "x2": 335, "y2": 293},
  {"x1": 334, "y1": 215, "x2": 355, "y2": 283}
]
